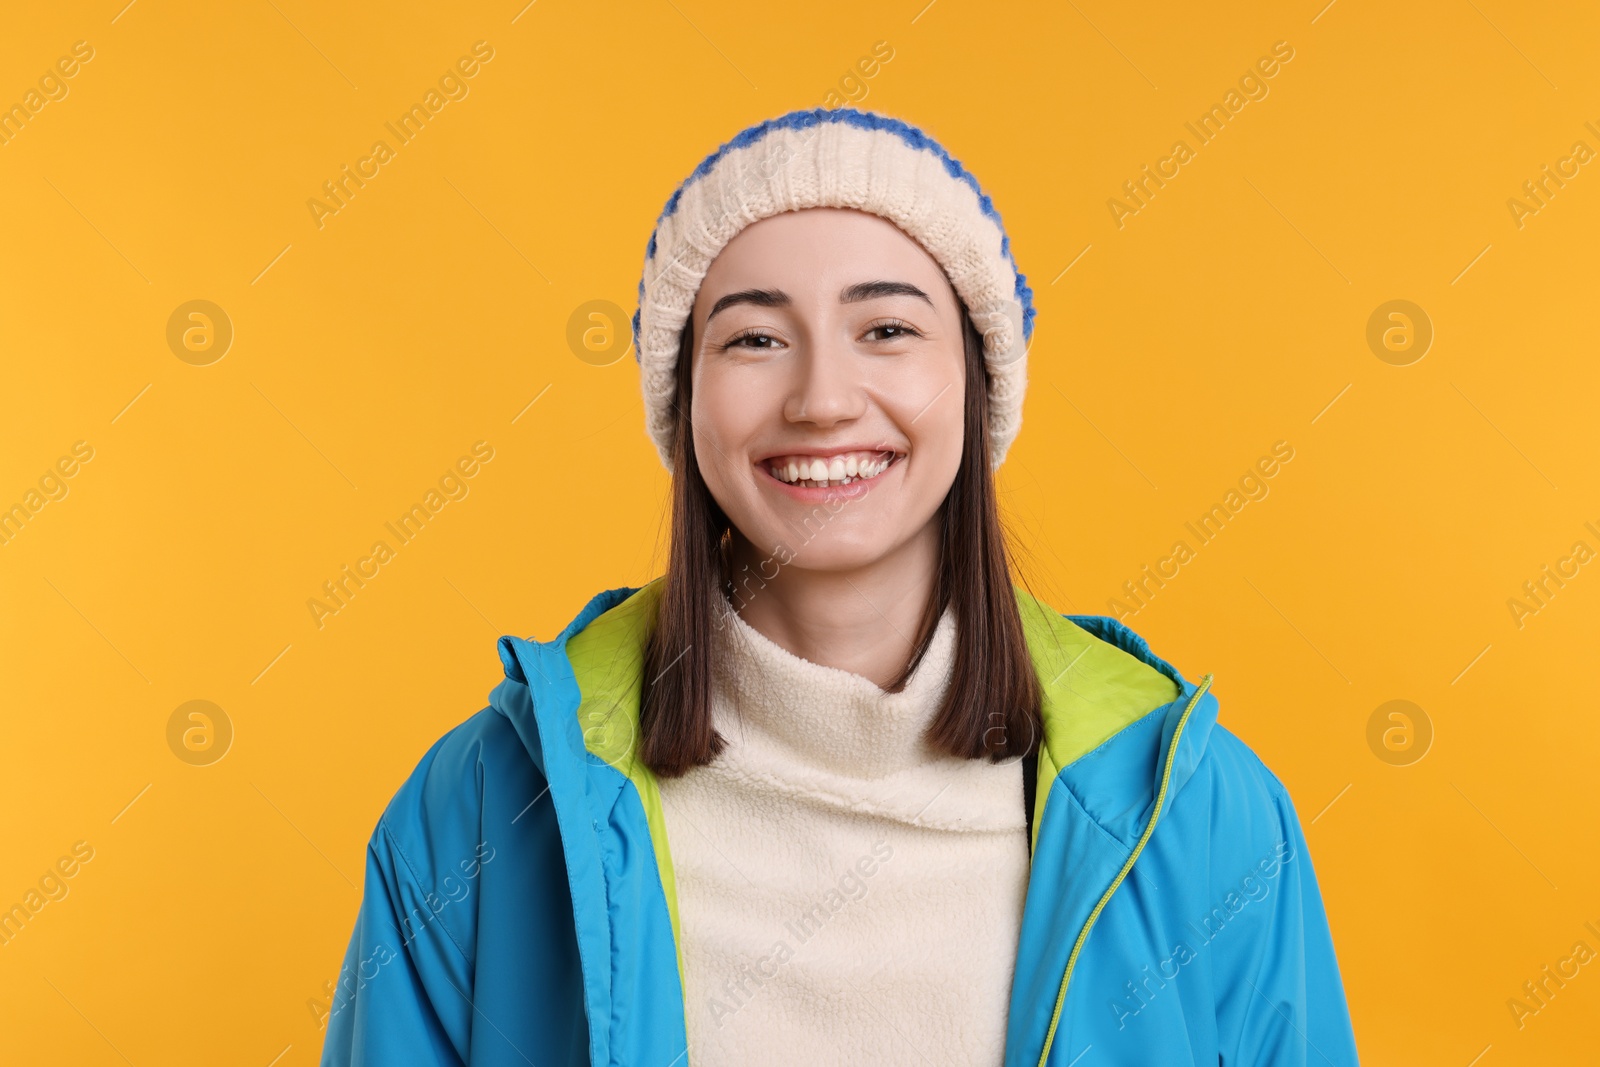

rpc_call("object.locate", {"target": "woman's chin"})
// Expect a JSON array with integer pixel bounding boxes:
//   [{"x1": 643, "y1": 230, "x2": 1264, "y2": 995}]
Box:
[{"x1": 764, "y1": 536, "x2": 906, "y2": 575}]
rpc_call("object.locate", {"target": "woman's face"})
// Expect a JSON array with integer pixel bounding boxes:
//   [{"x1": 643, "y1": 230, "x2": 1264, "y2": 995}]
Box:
[{"x1": 688, "y1": 206, "x2": 967, "y2": 574}]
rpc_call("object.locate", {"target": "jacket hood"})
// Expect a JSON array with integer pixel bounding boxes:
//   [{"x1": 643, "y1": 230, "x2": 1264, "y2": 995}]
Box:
[{"x1": 490, "y1": 577, "x2": 1220, "y2": 913}]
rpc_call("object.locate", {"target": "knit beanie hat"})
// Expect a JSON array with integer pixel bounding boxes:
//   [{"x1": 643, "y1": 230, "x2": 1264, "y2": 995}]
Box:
[{"x1": 631, "y1": 107, "x2": 1037, "y2": 472}]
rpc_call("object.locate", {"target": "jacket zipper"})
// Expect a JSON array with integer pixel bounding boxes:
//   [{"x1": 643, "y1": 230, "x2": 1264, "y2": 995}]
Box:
[{"x1": 1034, "y1": 672, "x2": 1214, "y2": 1067}]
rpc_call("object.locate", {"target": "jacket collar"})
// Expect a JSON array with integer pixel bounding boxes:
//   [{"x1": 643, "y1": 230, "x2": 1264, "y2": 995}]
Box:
[{"x1": 492, "y1": 578, "x2": 1220, "y2": 1060}]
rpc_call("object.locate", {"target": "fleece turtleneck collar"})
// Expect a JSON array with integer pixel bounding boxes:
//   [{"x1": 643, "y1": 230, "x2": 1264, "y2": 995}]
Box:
[{"x1": 704, "y1": 597, "x2": 1025, "y2": 833}]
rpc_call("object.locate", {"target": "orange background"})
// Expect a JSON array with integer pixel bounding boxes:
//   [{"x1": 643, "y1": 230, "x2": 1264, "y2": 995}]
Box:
[{"x1": 2, "y1": 0, "x2": 1597, "y2": 1062}]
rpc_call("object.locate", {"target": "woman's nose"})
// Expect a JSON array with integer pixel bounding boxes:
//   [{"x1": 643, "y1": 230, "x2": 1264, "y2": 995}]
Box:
[{"x1": 782, "y1": 338, "x2": 867, "y2": 428}]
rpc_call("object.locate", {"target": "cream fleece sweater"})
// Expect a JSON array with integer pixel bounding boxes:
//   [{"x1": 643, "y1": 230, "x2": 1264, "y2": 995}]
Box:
[{"x1": 656, "y1": 601, "x2": 1031, "y2": 1066}]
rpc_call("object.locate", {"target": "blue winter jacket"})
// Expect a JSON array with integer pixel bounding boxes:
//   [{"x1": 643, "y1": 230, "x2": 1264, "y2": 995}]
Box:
[{"x1": 320, "y1": 578, "x2": 1360, "y2": 1065}]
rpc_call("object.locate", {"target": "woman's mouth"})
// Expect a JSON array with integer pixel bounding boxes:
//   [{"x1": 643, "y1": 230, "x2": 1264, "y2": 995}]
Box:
[{"x1": 759, "y1": 449, "x2": 902, "y2": 490}]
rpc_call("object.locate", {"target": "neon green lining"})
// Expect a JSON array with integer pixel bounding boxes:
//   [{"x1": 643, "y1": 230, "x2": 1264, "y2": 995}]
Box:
[
  {"x1": 1012, "y1": 587, "x2": 1183, "y2": 857},
  {"x1": 563, "y1": 578, "x2": 687, "y2": 998}
]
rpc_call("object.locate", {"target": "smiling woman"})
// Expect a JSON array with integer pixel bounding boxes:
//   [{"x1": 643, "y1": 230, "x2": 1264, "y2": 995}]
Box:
[
  {"x1": 641, "y1": 205, "x2": 1039, "y2": 784},
  {"x1": 319, "y1": 107, "x2": 1359, "y2": 1067}
]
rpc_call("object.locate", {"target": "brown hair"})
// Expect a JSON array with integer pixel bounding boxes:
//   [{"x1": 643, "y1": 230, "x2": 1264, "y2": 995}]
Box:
[{"x1": 638, "y1": 305, "x2": 1043, "y2": 778}]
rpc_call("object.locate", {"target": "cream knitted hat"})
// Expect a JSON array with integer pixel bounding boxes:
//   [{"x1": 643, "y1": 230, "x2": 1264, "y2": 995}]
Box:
[{"x1": 631, "y1": 107, "x2": 1037, "y2": 472}]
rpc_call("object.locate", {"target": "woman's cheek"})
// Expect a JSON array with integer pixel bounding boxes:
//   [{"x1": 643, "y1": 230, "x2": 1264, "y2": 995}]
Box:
[{"x1": 900, "y1": 375, "x2": 965, "y2": 468}]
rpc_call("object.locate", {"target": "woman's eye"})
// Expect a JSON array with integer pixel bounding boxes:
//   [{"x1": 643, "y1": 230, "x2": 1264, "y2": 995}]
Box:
[
  {"x1": 865, "y1": 321, "x2": 921, "y2": 342},
  {"x1": 725, "y1": 331, "x2": 780, "y2": 350}
]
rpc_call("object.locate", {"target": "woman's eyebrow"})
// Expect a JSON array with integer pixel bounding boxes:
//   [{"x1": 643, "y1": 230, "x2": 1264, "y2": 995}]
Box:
[
  {"x1": 706, "y1": 288, "x2": 788, "y2": 325},
  {"x1": 839, "y1": 280, "x2": 933, "y2": 306},
  {"x1": 706, "y1": 281, "x2": 933, "y2": 325}
]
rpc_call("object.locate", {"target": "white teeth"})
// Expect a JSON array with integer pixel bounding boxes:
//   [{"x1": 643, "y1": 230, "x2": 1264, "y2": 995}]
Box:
[{"x1": 765, "y1": 451, "x2": 897, "y2": 487}]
